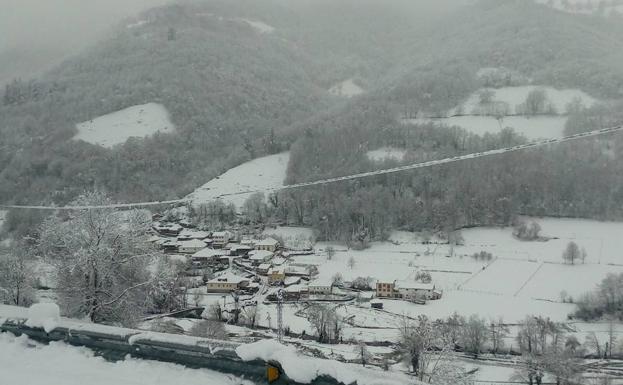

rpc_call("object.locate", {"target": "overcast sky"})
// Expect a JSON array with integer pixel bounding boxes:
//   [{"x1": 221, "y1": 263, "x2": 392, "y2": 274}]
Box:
[{"x1": 0, "y1": 0, "x2": 172, "y2": 51}]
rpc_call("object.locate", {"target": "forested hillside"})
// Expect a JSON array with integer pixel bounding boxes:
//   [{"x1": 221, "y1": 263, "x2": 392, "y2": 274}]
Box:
[{"x1": 2, "y1": 0, "x2": 623, "y2": 240}]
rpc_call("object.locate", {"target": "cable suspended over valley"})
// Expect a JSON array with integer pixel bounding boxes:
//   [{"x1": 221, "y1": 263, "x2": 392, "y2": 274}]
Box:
[{"x1": 1, "y1": 124, "x2": 622, "y2": 211}]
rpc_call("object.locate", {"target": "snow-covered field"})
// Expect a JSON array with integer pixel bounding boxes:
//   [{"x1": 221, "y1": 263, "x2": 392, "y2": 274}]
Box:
[
  {"x1": 409, "y1": 115, "x2": 567, "y2": 139},
  {"x1": 263, "y1": 226, "x2": 315, "y2": 250},
  {"x1": 187, "y1": 152, "x2": 290, "y2": 209},
  {"x1": 74, "y1": 103, "x2": 175, "y2": 148},
  {"x1": 288, "y1": 217, "x2": 623, "y2": 323},
  {"x1": 366, "y1": 147, "x2": 407, "y2": 162},
  {"x1": 0, "y1": 333, "x2": 252, "y2": 385},
  {"x1": 460, "y1": 86, "x2": 596, "y2": 116},
  {"x1": 329, "y1": 79, "x2": 365, "y2": 98}
]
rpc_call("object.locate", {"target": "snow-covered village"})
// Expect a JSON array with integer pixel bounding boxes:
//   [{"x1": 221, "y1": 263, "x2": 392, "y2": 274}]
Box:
[{"x1": 3, "y1": 1, "x2": 623, "y2": 384}]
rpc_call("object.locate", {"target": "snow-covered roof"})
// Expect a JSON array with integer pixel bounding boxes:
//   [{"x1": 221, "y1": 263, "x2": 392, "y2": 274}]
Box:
[
  {"x1": 394, "y1": 281, "x2": 434, "y2": 291},
  {"x1": 309, "y1": 277, "x2": 333, "y2": 287},
  {"x1": 249, "y1": 250, "x2": 273, "y2": 260},
  {"x1": 177, "y1": 229, "x2": 210, "y2": 240},
  {"x1": 258, "y1": 263, "x2": 272, "y2": 270},
  {"x1": 153, "y1": 223, "x2": 182, "y2": 231},
  {"x1": 285, "y1": 284, "x2": 303, "y2": 293},
  {"x1": 271, "y1": 257, "x2": 286, "y2": 265},
  {"x1": 256, "y1": 237, "x2": 279, "y2": 246},
  {"x1": 228, "y1": 243, "x2": 253, "y2": 251},
  {"x1": 284, "y1": 276, "x2": 301, "y2": 286},
  {"x1": 208, "y1": 273, "x2": 248, "y2": 285},
  {"x1": 268, "y1": 267, "x2": 285, "y2": 275},
  {"x1": 192, "y1": 248, "x2": 225, "y2": 259},
  {"x1": 177, "y1": 239, "x2": 207, "y2": 249},
  {"x1": 212, "y1": 231, "x2": 231, "y2": 238}
]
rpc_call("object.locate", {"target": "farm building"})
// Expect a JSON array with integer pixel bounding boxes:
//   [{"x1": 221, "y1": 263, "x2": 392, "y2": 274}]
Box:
[
  {"x1": 376, "y1": 280, "x2": 442, "y2": 301},
  {"x1": 308, "y1": 277, "x2": 333, "y2": 295}
]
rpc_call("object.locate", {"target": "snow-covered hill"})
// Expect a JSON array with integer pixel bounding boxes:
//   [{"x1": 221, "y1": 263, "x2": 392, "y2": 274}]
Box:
[
  {"x1": 187, "y1": 152, "x2": 290, "y2": 209},
  {"x1": 73, "y1": 103, "x2": 175, "y2": 148}
]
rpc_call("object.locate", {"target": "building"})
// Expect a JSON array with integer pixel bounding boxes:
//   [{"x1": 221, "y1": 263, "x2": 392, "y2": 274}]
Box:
[
  {"x1": 308, "y1": 277, "x2": 333, "y2": 295},
  {"x1": 153, "y1": 223, "x2": 183, "y2": 236},
  {"x1": 376, "y1": 280, "x2": 442, "y2": 301},
  {"x1": 206, "y1": 273, "x2": 249, "y2": 293},
  {"x1": 376, "y1": 281, "x2": 396, "y2": 298},
  {"x1": 257, "y1": 263, "x2": 272, "y2": 275},
  {"x1": 177, "y1": 229, "x2": 211, "y2": 241},
  {"x1": 177, "y1": 239, "x2": 208, "y2": 254},
  {"x1": 192, "y1": 248, "x2": 226, "y2": 266},
  {"x1": 271, "y1": 257, "x2": 286, "y2": 266},
  {"x1": 212, "y1": 231, "x2": 232, "y2": 248},
  {"x1": 268, "y1": 267, "x2": 286, "y2": 284},
  {"x1": 248, "y1": 250, "x2": 274, "y2": 266},
  {"x1": 394, "y1": 281, "x2": 441, "y2": 301},
  {"x1": 255, "y1": 237, "x2": 280, "y2": 252},
  {"x1": 227, "y1": 243, "x2": 253, "y2": 257}
]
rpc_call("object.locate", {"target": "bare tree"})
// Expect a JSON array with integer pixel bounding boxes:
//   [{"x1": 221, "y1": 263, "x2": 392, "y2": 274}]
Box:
[
  {"x1": 489, "y1": 317, "x2": 509, "y2": 354},
  {"x1": 355, "y1": 341, "x2": 372, "y2": 367},
  {"x1": 562, "y1": 241, "x2": 581, "y2": 265},
  {"x1": 0, "y1": 243, "x2": 35, "y2": 307},
  {"x1": 308, "y1": 303, "x2": 342, "y2": 343},
  {"x1": 326, "y1": 246, "x2": 335, "y2": 260},
  {"x1": 461, "y1": 314, "x2": 488, "y2": 358},
  {"x1": 331, "y1": 272, "x2": 344, "y2": 287},
  {"x1": 37, "y1": 191, "x2": 159, "y2": 325},
  {"x1": 347, "y1": 256, "x2": 356, "y2": 269}
]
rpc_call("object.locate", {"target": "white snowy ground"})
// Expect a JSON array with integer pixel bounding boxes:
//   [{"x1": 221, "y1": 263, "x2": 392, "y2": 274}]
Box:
[
  {"x1": 328, "y1": 79, "x2": 365, "y2": 98},
  {"x1": 366, "y1": 147, "x2": 407, "y2": 162},
  {"x1": 407, "y1": 85, "x2": 597, "y2": 140},
  {"x1": 262, "y1": 226, "x2": 315, "y2": 250},
  {"x1": 0, "y1": 333, "x2": 253, "y2": 385},
  {"x1": 287, "y1": 217, "x2": 623, "y2": 325},
  {"x1": 410, "y1": 115, "x2": 568, "y2": 140},
  {"x1": 187, "y1": 152, "x2": 290, "y2": 209},
  {"x1": 74, "y1": 103, "x2": 175, "y2": 148}
]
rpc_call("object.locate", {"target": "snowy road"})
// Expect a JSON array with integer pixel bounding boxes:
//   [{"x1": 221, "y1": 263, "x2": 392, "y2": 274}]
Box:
[{"x1": 0, "y1": 333, "x2": 253, "y2": 385}]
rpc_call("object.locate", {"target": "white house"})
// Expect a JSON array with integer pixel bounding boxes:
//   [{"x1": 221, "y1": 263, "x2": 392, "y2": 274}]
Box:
[
  {"x1": 212, "y1": 231, "x2": 232, "y2": 248},
  {"x1": 206, "y1": 273, "x2": 250, "y2": 293},
  {"x1": 177, "y1": 239, "x2": 208, "y2": 254},
  {"x1": 393, "y1": 281, "x2": 440, "y2": 301},
  {"x1": 255, "y1": 237, "x2": 280, "y2": 252},
  {"x1": 308, "y1": 277, "x2": 333, "y2": 295}
]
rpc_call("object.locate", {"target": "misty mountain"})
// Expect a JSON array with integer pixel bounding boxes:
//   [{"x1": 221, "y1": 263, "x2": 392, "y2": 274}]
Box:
[{"x1": 1, "y1": 0, "x2": 622, "y2": 210}]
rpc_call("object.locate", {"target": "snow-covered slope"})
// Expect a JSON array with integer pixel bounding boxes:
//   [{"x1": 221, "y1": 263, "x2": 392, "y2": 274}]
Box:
[
  {"x1": 74, "y1": 103, "x2": 175, "y2": 148},
  {"x1": 188, "y1": 152, "x2": 290, "y2": 209},
  {"x1": 411, "y1": 115, "x2": 568, "y2": 140},
  {"x1": 0, "y1": 333, "x2": 251, "y2": 385},
  {"x1": 366, "y1": 147, "x2": 406, "y2": 162},
  {"x1": 329, "y1": 79, "x2": 365, "y2": 98}
]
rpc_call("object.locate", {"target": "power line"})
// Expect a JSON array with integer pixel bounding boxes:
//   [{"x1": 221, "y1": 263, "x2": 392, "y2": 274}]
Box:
[{"x1": 1, "y1": 125, "x2": 621, "y2": 211}]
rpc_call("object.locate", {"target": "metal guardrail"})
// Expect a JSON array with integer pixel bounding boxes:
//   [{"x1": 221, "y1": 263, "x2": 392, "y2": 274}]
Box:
[{"x1": 0, "y1": 317, "x2": 343, "y2": 385}]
